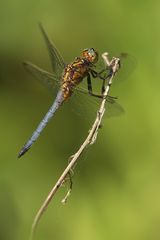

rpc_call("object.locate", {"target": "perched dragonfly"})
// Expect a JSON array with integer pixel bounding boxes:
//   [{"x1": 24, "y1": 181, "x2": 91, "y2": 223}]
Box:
[{"x1": 18, "y1": 24, "x2": 121, "y2": 158}]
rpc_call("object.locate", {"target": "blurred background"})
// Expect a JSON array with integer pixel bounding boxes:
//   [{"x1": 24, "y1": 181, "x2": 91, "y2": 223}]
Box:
[{"x1": 0, "y1": 0, "x2": 160, "y2": 240}]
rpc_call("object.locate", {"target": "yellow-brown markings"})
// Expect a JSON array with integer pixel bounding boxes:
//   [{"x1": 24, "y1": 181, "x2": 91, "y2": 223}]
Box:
[{"x1": 61, "y1": 58, "x2": 89, "y2": 101}]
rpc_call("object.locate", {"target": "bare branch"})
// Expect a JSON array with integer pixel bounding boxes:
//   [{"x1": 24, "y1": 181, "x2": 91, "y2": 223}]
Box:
[{"x1": 29, "y1": 52, "x2": 120, "y2": 240}]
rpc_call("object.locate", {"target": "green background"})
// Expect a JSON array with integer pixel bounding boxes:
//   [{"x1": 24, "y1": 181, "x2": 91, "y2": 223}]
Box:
[{"x1": 0, "y1": 0, "x2": 160, "y2": 240}]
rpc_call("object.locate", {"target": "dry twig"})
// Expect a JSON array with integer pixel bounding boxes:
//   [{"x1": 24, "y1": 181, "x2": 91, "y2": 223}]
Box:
[{"x1": 30, "y1": 52, "x2": 120, "y2": 240}]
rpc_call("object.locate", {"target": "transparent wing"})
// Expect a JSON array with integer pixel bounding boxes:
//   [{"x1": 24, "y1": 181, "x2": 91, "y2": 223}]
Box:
[
  {"x1": 39, "y1": 23, "x2": 65, "y2": 77},
  {"x1": 96, "y1": 52, "x2": 136, "y2": 82},
  {"x1": 117, "y1": 52, "x2": 137, "y2": 81},
  {"x1": 105, "y1": 97, "x2": 125, "y2": 118},
  {"x1": 23, "y1": 60, "x2": 124, "y2": 119},
  {"x1": 73, "y1": 84, "x2": 124, "y2": 118},
  {"x1": 23, "y1": 61, "x2": 60, "y2": 93}
]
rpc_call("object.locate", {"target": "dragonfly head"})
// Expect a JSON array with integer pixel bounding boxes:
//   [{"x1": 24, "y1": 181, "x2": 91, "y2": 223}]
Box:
[{"x1": 81, "y1": 48, "x2": 98, "y2": 64}]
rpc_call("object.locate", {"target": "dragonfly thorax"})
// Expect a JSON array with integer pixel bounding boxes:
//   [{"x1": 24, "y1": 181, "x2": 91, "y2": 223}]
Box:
[{"x1": 81, "y1": 48, "x2": 98, "y2": 64}]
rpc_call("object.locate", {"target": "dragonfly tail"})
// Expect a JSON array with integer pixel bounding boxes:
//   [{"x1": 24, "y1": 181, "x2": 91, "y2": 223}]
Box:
[
  {"x1": 18, "y1": 145, "x2": 30, "y2": 158},
  {"x1": 18, "y1": 90, "x2": 64, "y2": 158}
]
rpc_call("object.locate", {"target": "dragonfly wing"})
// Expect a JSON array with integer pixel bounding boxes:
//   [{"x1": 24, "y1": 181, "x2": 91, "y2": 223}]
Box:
[
  {"x1": 105, "y1": 98, "x2": 125, "y2": 117},
  {"x1": 74, "y1": 85, "x2": 124, "y2": 118},
  {"x1": 39, "y1": 23, "x2": 65, "y2": 77},
  {"x1": 109, "y1": 52, "x2": 137, "y2": 82},
  {"x1": 118, "y1": 52, "x2": 136, "y2": 80},
  {"x1": 95, "y1": 52, "x2": 136, "y2": 81},
  {"x1": 23, "y1": 61, "x2": 60, "y2": 93}
]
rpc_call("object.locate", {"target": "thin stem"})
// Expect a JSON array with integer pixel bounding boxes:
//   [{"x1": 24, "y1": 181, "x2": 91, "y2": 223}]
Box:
[{"x1": 30, "y1": 52, "x2": 120, "y2": 240}]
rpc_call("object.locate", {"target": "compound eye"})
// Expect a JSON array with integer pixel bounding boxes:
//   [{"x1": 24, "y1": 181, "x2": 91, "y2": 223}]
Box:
[{"x1": 89, "y1": 48, "x2": 94, "y2": 56}]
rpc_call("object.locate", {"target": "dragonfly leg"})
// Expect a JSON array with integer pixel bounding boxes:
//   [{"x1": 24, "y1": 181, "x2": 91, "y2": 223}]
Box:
[
  {"x1": 101, "y1": 79, "x2": 118, "y2": 101},
  {"x1": 101, "y1": 79, "x2": 106, "y2": 94},
  {"x1": 106, "y1": 96, "x2": 118, "y2": 104},
  {"x1": 107, "y1": 95, "x2": 118, "y2": 100},
  {"x1": 101, "y1": 79, "x2": 118, "y2": 102},
  {"x1": 87, "y1": 73, "x2": 103, "y2": 99},
  {"x1": 90, "y1": 69, "x2": 106, "y2": 80},
  {"x1": 90, "y1": 69, "x2": 97, "y2": 78}
]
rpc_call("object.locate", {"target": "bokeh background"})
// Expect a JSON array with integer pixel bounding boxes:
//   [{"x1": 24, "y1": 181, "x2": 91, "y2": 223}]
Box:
[{"x1": 0, "y1": 0, "x2": 160, "y2": 240}]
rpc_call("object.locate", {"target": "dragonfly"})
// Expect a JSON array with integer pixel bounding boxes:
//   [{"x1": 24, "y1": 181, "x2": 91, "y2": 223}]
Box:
[{"x1": 18, "y1": 24, "x2": 121, "y2": 158}]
